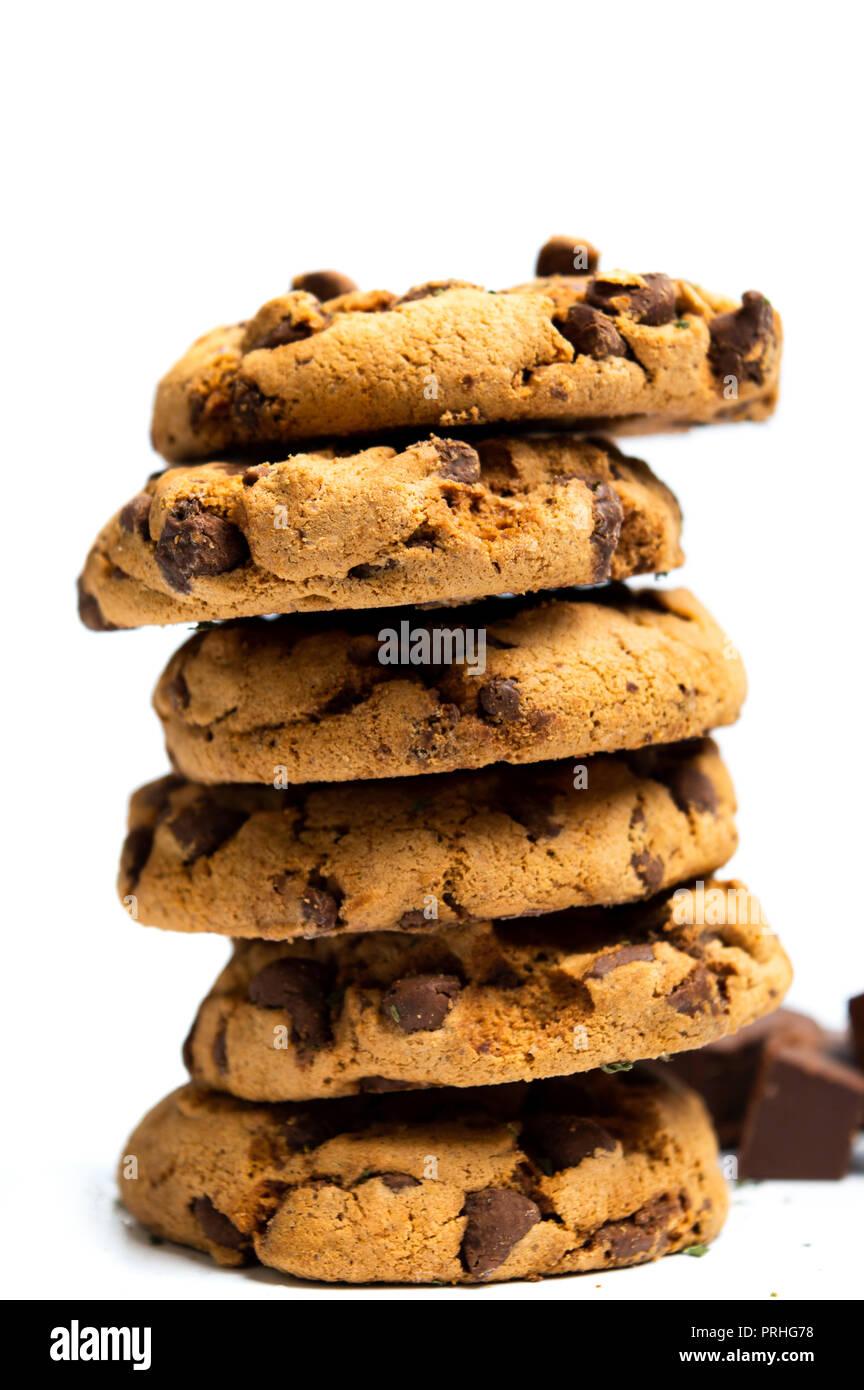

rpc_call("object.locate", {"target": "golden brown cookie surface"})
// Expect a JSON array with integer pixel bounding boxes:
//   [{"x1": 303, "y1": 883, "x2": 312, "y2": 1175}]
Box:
[
  {"x1": 154, "y1": 586, "x2": 747, "y2": 784},
  {"x1": 119, "y1": 740, "x2": 737, "y2": 938},
  {"x1": 150, "y1": 262, "x2": 781, "y2": 462},
  {"x1": 78, "y1": 436, "x2": 682, "y2": 630},
  {"x1": 119, "y1": 1070, "x2": 728, "y2": 1284},
  {"x1": 180, "y1": 879, "x2": 791, "y2": 1099}
]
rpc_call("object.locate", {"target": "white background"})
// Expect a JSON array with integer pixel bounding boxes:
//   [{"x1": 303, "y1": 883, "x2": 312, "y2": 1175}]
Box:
[{"x1": 2, "y1": 0, "x2": 862, "y2": 1302}]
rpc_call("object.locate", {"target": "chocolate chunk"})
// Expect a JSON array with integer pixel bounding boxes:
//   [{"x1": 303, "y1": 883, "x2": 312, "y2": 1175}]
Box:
[
  {"x1": 396, "y1": 280, "x2": 465, "y2": 304},
  {"x1": 168, "y1": 802, "x2": 248, "y2": 862},
  {"x1": 535, "y1": 235, "x2": 600, "y2": 277},
  {"x1": 154, "y1": 497, "x2": 249, "y2": 594},
  {"x1": 668, "y1": 964, "x2": 717, "y2": 1017},
  {"x1": 191, "y1": 1195, "x2": 247, "y2": 1250},
  {"x1": 300, "y1": 877, "x2": 342, "y2": 932},
  {"x1": 242, "y1": 463, "x2": 272, "y2": 487},
  {"x1": 398, "y1": 909, "x2": 432, "y2": 929},
  {"x1": 377, "y1": 1171, "x2": 421, "y2": 1192},
  {"x1": 119, "y1": 826, "x2": 154, "y2": 891},
  {"x1": 708, "y1": 291, "x2": 774, "y2": 385},
  {"x1": 586, "y1": 943, "x2": 656, "y2": 980},
  {"x1": 624, "y1": 743, "x2": 719, "y2": 817},
  {"x1": 461, "y1": 1188, "x2": 541, "y2": 1279},
  {"x1": 586, "y1": 479, "x2": 624, "y2": 579},
  {"x1": 738, "y1": 1043, "x2": 864, "y2": 1180},
  {"x1": 291, "y1": 270, "x2": 358, "y2": 300},
  {"x1": 248, "y1": 957, "x2": 332, "y2": 1048},
  {"x1": 382, "y1": 974, "x2": 461, "y2": 1033},
  {"x1": 232, "y1": 379, "x2": 268, "y2": 431},
  {"x1": 523, "y1": 1115, "x2": 616, "y2": 1172},
  {"x1": 212, "y1": 1022, "x2": 228, "y2": 1074},
  {"x1": 501, "y1": 795, "x2": 563, "y2": 841},
  {"x1": 631, "y1": 850, "x2": 665, "y2": 893},
  {"x1": 664, "y1": 1008, "x2": 826, "y2": 1145},
  {"x1": 118, "y1": 492, "x2": 153, "y2": 540},
  {"x1": 434, "y1": 439, "x2": 482, "y2": 483},
  {"x1": 586, "y1": 272, "x2": 676, "y2": 326},
  {"x1": 556, "y1": 302, "x2": 628, "y2": 359},
  {"x1": 664, "y1": 764, "x2": 718, "y2": 816},
  {"x1": 478, "y1": 677, "x2": 522, "y2": 722},
  {"x1": 77, "y1": 578, "x2": 118, "y2": 632},
  {"x1": 247, "y1": 309, "x2": 323, "y2": 351},
  {"x1": 849, "y1": 993, "x2": 864, "y2": 1071},
  {"x1": 599, "y1": 1193, "x2": 678, "y2": 1261}
]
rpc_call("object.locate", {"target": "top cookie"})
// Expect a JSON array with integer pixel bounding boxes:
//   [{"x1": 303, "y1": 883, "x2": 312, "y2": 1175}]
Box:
[{"x1": 151, "y1": 241, "x2": 781, "y2": 460}]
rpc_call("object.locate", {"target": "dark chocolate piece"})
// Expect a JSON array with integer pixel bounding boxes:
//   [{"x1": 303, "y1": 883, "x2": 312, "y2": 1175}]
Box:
[{"x1": 738, "y1": 1042, "x2": 864, "y2": 1180}]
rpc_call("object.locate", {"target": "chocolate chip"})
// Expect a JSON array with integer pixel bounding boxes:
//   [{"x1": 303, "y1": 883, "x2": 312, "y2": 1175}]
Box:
[
  {"x1": 668, "y1": 965, "x2": 717, "y2": 1017},
  {"x1": 398, "y1": 909, "x2": 433, "y2": 929},
  {"x1": 586, "y1": 273, "x2": 676, "y2": 326},
  {"x1": 478, "y1": 677, "x2": 522, "y2": 723},
  {"x1": 248, "y1": 958, "x2": 332, "y2": 1047},
  {"x1": 300, "y1": 877, "x2": 343, "y2": 932},
  {"x1": 586, "y1": 943, "x2": 656, "y2": 980},
  {"x1": 535, "y1": 236, "x2": 600, "y2": 277},
  {"x1": 522, "y1": 1115, "x2": 616, "y2": 1172},
  {"x1": 118, "y1": 492, "x2": 153, "y2": 540},
  {"x1": 396, "y1": 279, "x2": 464, "y2": 304},
  {"x1": 501, "y1": 795, "x2": 562, "y2": 841},
  {"x1": 247, "y1": 312, "x2": 322, "y2": 351},
  {"x1": 154, "y1": 497, "x2": 249, "y2": 593},
  {"x1": 191, "y1": 1195, "x2": 247, "y2": 1250},
  {"x1": 242, "y1": 463, "x2": 272, "y2": 487},
  {"x1": 708, "y1": 290, "x2": 775, "y2": 385},
  {"x1": 77, "y1": 579, "x2": 118, "y2": 632},
  {"x1": 434, "y1": 439, "x2": 482, "y2": 483},
  {"x1": 665, "y1": 765, "x2": 718, "y2": 817},
  {"x1": 212, "y1": 1022, "x2": 228, "y2": 1074},
  {"x1": 382, "y1": 974, "x2": 461, "y2": 1033},
  {"x1": 556, "y1": 302, "x2": 628, "y2": 359},
  {"x1": 599, "y1": 1194, "x2": 677, "y2": 1261},
  {"x1": 630, "y1": 850, "x2": 665, "y2": 893},
  {"x1": 232, "y1": 379, "x2": 268, "y2": 431},
  {"x1": 461, "y1": 1188, "x2": 541, "y2": 1279},
  {"x1": 377, "y1": 1172, "x2": 421, "y2": 1191},
  {"x1": 168, "y1": 802, "x2": 248, "y2": 863},
  {"x1": 291, "y1": 270, "x2": 358, "y2": 300},
  {"x1": 119, "y1": 826, "x2": 154, "y2": 891},
  {"x1": 586, "y1": 479, "x2": 624, "y2": 580}
]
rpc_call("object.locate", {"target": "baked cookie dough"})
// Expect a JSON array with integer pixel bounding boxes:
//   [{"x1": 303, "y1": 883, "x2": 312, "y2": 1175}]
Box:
[
  {"x1": 180, "y1": 878, "x2": 790, "y2": 1099},
  {"x1": 118, "y1": 1068, "x2": 728, "y2": 1284},
  {"x1": 119, "y1": 739, "x2": 737, "y2": 939},
  {"x1": 154, "y1": 586, "x2": 746, "y2": 784},
  {"x1": 78, "y1": 435, "x2": 683, "y2": 630},
  {"x1": 150, "y1": 247, "x2": 781, "y2": 461}
]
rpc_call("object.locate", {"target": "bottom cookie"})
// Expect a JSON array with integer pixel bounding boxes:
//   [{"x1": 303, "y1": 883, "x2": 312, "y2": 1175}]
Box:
[{"x1": 119, "y1": 1069, "x2": 727, "y2": 1285}]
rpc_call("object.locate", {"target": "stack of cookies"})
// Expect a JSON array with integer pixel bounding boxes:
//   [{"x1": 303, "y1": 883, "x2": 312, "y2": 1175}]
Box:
[{"x1": 79, "y1": 240, "x2": 791, "y2": 1286}]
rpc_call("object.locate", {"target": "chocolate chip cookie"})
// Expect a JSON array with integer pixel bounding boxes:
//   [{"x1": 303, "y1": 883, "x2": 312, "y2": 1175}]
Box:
[
  {"x1": 119, "y1": 739, "x2": 737, "y2": 939},
  {"x1": 151, "y1": 246, "x2": 781, "y2": 461},
  {"x1": 78, "y1": 436, "x2": 683, "y2": 630},
  {"x1": 180, "y1": 878, "x2": 790, "y2": 1099},
  {"x1": 154, "y1": 586, "x2": 746, "y2": 784},
  {"x1": 118, "y1": 1068, "x2": 727, "y2": 1283}
]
